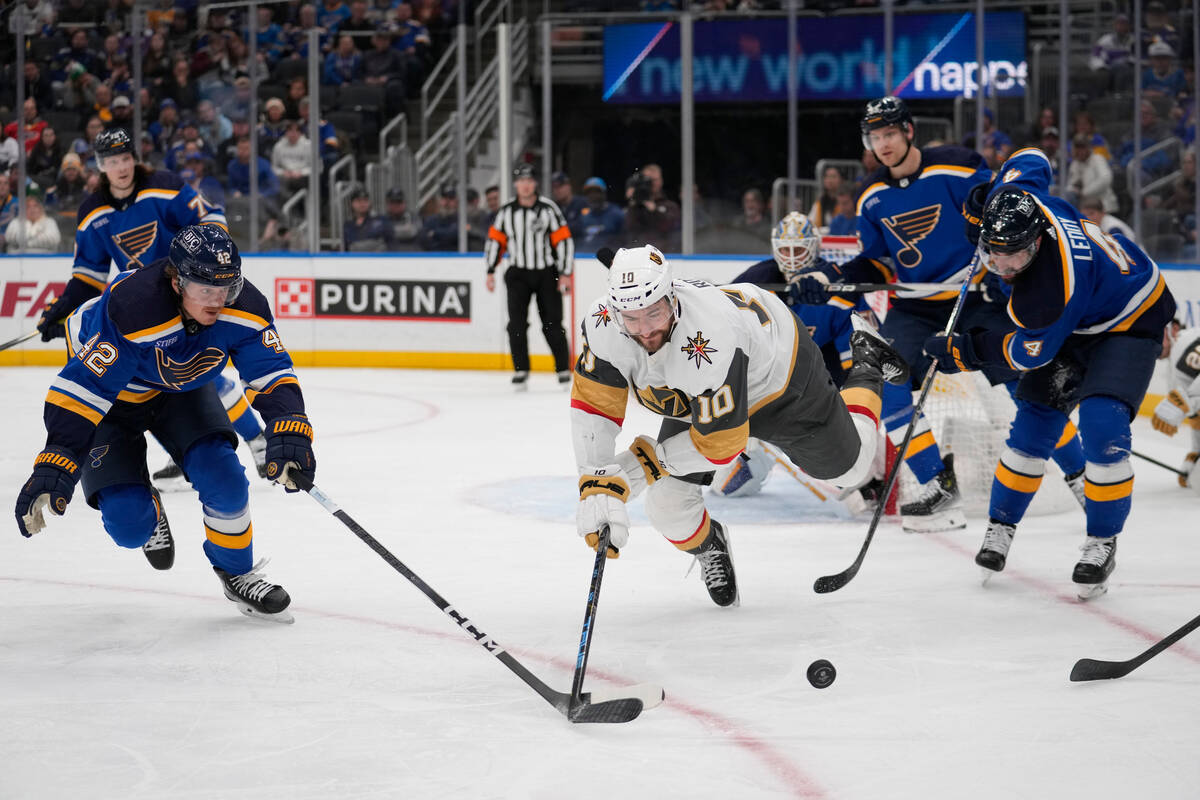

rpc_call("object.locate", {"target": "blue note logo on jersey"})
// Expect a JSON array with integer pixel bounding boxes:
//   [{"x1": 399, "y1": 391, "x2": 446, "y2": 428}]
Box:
[
  {"x1": 112, "y1": 220, "x2": 160, "y2": 269},
  {"x1": 882, "y1": 204, "x2": 941, "y2": 268},
  {"x1": 89, "y1": 445, "x2": 109, "y2": 468},
  {"x1": 155, "y1": 346, "x2": 226, "y2": 390}
]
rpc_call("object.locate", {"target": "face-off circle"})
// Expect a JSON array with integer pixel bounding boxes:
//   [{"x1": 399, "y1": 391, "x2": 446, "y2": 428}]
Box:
[{"x1": 807, "y1": 659, "x2": 836, "y2": 689}]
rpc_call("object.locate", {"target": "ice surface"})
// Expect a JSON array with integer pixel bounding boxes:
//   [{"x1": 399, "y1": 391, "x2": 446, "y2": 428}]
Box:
[{"x1": 2, "y1": 367, "x2": 1198, "y2": 799}]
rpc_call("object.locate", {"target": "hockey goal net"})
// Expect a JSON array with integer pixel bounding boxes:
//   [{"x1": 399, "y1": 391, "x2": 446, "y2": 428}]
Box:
[{"x1": 818, "y1": 235, "x2": 1077, "y2": 516}]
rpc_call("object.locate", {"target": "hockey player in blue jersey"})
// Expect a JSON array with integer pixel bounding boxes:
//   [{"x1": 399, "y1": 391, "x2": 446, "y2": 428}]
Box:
[
  {"x1": 790, "y1": 97, "x2": 1086, "y2": 532},
  {"x1": 926, "y1": 147, "x2": 1176, "y2": 598},
  {"x1": 14, "y1": 225, "x2": 315, "y2": 622},
  {"x1": 32, "y1": 128, "x2": 269, "y2": 486}
]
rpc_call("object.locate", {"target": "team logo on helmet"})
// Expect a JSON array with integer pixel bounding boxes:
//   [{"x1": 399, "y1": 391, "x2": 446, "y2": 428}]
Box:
[
  {"x1": 881, "y1": 204, "x2": 940, "y2": 268},
  {"x1": 112, "y1": 220, "x2": 159, "y2": 269},
  {"x1": 681, "y1": 331, "x2": 717, "y2": 368}
]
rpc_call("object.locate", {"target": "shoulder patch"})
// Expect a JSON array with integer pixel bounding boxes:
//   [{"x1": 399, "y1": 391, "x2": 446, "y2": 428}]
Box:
[
  {"x1": 681, "y1": 330, "x2": 718, "y2": 368},
  {"x1": 591, "y1": 303, "x2": 613, "y2": 328}
]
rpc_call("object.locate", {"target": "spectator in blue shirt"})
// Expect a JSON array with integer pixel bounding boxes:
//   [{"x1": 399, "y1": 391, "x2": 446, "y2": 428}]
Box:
[
  {"x1": 1142, "y1": 41, "x2": 1187, "y2": 99},
  {"x1": 297, "y1": 97, "x2": 342, "y2": 170},
  {"x1": 255, "y1": 6, "x2": 286, "y2": 65},
  {"x1": 390, "y1": 3, "x2": 431, "y2": 87},
  {"x1": 419, "y1": 184, "x2": 461, "y2": 250},
  {"x1": 323, "y1": 34, "x2": 364, "y2": 85},
  {"x1": 228, "y1": 134, "x2": 283, "y2": 242},
  {"x1": 344, "y1": 186, "x2": 389, "y2": 250},
  {"x1": 573, "y1": 176, "x2": 624, "y2": 252},
  {"x1": 318, "y1": 0, "x2": 353, "y2": 31},
  {"x1": 826, "y1": 186, "x2": 856, "y2": 236}
]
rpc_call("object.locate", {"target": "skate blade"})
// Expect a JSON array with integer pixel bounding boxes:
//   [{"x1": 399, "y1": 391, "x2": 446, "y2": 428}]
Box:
[
  {"x1": 1076, "y1": 582, "x2": 1109, "y2": 601},
  {"x1": 980, "y1": 567, "x2": 999, "y2": 586},
  {"x1": 229, "y1": 597, "x2": 295, "y2": 624},
  {"x1": 901, "y1": 509, "x2": 967, "y2": 533}
]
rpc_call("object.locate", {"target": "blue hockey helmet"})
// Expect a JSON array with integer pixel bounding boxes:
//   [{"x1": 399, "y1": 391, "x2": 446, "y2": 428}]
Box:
[{"x1": 169, "y1": 224, "x2": 243, "y2": 305}]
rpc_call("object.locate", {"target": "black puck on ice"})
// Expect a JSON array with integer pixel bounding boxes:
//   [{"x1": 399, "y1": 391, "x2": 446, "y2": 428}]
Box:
[{"x1": 807, "y1": 659, "x2": 836, "y2": 689}]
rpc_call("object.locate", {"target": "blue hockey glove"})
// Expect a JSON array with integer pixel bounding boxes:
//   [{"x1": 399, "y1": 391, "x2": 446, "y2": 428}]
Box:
[
  {"x1": 923, "y1": 332, "x2": 983, "y2": 374},
  {"x1": 15, "y1": 447, "x2": 81, "y2": 537},
  {"x1": 264, "y1": 414, "x2": 315, "y2": 492}
]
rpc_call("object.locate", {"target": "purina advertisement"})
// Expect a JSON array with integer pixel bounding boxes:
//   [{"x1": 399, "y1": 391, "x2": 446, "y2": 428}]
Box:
[{"x1": 603, "y1": 11, "x2": 1027, "y2": 104}]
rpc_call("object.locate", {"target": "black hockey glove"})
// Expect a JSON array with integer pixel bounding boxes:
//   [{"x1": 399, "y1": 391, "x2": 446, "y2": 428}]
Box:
[
  {"x1": 962, "y1": 179, "x2": 992, "y2": 247},
  {"x1": 15, "y1": 447, "x2": 81, "y2": 537},
  {"x1": 264, "y1": 414, "x2": 315, "y2": 493},
  {"x1": 36, "y1": 296, "x2": 74, "y2": 342},
  {"x1": 923, "y1": 331, "x2": 984, "y2": 374}
]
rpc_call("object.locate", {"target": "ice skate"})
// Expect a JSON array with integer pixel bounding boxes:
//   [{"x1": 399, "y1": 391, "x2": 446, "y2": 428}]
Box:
[
  {"x1": 152, "y1": 457, "x2": 189, "y2": 492},
  {"x1": 1073, "y1": 535, "x2": 1116, "y2": 600},
  {"x1": 247, "y1": 433, "x2": 269, "y2": 479},
  {"x1": 900, "y1": 453, "x2": 966, "y2": 532},
  {"x1": 214, "y1": 559, "x2": 294, "y2": 623},
  {"x1": 975, "y1": 518, "x2": 1015, "y2": 585},
  {"x1": 142, "y1": 489, "x2": 175, "y2": 571},
  {"x1": 848, "y1": 315, "x2": 911, "y2": 385},
  {"x1": 1063, "y1": 468, "x2": 1086, "y2": 510},
  {"x1": 511, "y1": 371, "x2": 529, "y2": 392},
  {"x1": 689, "y1": 520, "x2": 739, "y2": 607}
]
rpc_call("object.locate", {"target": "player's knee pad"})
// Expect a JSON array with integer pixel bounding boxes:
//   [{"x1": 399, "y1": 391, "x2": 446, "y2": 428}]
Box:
[
  {"x1": 183, "y1": 434, "x2": 249, "y2": 514},
  {"x1": 644, "y1": 477, "x2": 706, "y2": 545},
  {"x1": 96, "y1": 483, "x2": 158, "y2": 548},
  {"x1": 1005, "y1": 399, "x2": 1065, "y2": 461},
  {"x1": 1078, "y1": 395, "x2": 1132, "y2": 465}
]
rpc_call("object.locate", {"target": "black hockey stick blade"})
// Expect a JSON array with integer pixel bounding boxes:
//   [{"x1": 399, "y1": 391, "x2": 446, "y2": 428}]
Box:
[
  {"x1": 0, "y1": 330, "x2": 39, "y2": 352},
  {"x1": 596, "y1": 247, "x2": 616, "y2": 268},
  {"x1": 292, "y1": 474, "x2": 663, "y2": 722},
  {"x1": 1069, "y1": 610, "x2": 1200, "y2": 682}
]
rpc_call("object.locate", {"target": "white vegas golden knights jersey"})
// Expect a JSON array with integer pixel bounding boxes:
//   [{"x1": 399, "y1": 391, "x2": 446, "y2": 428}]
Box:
[{"x1": 570, "y1": 279, "x2": 820, "y2": 476}]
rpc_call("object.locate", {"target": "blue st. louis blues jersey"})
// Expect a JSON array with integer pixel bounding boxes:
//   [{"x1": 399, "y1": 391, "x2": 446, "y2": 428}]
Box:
[
  {"x1": 843, "y1": 145, "x2": 992, "y2": 303},
  {"x1": 71, "y1": 170, "x2": 227, "y2": 293},
  {"x1": 976, "y1": 148, "x2": 1176, "y2": 372},
  {"x1": 44, "y1": 258, "x2": 302, "y2": 459}
]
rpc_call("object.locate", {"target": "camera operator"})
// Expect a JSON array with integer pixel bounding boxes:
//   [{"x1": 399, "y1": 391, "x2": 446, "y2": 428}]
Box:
[{"x1": 624, "y1": 167, "x2": 680, "y2": 251}]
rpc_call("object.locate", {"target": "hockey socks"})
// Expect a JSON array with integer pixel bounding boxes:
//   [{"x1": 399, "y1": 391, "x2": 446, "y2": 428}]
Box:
[{"x1": 886, "y1": 412, "x2": 945, "y2": 486}]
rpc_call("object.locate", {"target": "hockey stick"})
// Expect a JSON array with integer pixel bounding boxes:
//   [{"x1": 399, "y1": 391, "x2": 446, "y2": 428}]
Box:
[
  {"x1": 762, "y1": 281, "x2": 984, "y2": 295},
  {"x1": 293, "y1": 473, "x2": 663, "y2": 723},
  {"x1": 1129, "y1": 448, "x2": 1188, "y2": 477},
  {"x1": 1070, "y1": 609, "x2": 1200, "y2": 681},
  {"x1": 568, "y1": 525, "x2": 612, "y2": 719},
  {"x1": 757, "y1": 442, "x2": 828, "y2": 501},
  {"x1": 0, "y1": 330, "x2": 39, "y2": 352},
  {"x1": 813, "y1": 257, "x2": 982, "y2": 594}
]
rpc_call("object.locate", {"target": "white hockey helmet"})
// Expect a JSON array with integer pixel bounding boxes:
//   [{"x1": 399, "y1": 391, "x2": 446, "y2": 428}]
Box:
[
  {"x1": 771, "y1": 212, "x2": 821, "y2": 281},
  {"x1": 607, "y1": 245, "x2": 678, "y2": 331}
]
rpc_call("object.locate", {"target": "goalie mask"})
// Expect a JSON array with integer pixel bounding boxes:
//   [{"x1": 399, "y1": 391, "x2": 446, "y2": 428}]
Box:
[
  {"x1": 771, "y1": 212, "x2": 821, "y2": 281},
  {"x1": 607, "y1": 245, "x2": 679, "y2": 339}
]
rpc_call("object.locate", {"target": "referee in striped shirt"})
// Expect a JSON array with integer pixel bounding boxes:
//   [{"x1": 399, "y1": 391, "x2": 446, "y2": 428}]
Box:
[{"x1": 484, "y1": 163, "x2": 574, "y2": 389}]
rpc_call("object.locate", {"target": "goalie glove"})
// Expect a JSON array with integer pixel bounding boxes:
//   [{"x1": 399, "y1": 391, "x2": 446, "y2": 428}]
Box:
[
  {"x1": 1152, "y1": 390, "x2": 1190, "y2": 436},
  {"x1": 577, "y1": 436, "x2": 668, "y2": 558}
]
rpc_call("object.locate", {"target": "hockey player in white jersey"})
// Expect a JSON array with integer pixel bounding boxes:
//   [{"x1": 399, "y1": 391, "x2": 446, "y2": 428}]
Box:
[
  {"x1": 1150, "y1": 319, "x2": 1200, "y2": 488},
  {"x1": 570, "y1": 245, "x2": 910, "y2": 606}
]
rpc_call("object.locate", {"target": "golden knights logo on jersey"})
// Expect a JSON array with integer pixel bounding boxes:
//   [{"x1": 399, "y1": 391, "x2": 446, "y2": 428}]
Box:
[
  {"x1": 681, "y1": 331, "x2": 718, "y2": 368},
  {"x1": 881, "y1": 204, "x2": 940, "y2": 268},
  {"x1": 112, "y1": 220, "x2": 159, "y2": 269},
  {"x1": 634, "y1": 384, "x2": 691, "y2": 417},
  {"x1": 155, "y1": 346, "x2": 226, "y2": 389}
]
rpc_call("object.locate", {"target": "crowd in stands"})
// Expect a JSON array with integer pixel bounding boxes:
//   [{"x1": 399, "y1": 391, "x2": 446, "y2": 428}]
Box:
[{"x1": 0, "y1": 0, "x2": 444, "y2": 250}]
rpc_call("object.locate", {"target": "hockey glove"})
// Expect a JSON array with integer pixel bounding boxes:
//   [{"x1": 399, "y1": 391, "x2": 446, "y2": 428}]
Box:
[
  {"x1": 1151, "y1": 390, "x2": 1190, "y2": 436},
  {"x1": 15, "y1": 447, "x2": 81, "y2": 537},
  {"x1": 963, "y1": 180, "x2": 992, "y2": 247},
  {"x1": 924, "y1": 332, "x2": 984, "y2": 374},
  {"x1": 264, "y1": 414, "x2": 315, "y2": 492},
  {"x1": 36, "y1": 296, "x2": 73, "y2": 342},
  {"x1": 578, "y1": 468, "x2": 631, "y2": 558}
]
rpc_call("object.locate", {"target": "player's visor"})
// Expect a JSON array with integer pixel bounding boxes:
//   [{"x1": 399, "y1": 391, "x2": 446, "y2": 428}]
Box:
[
  {"x1": 978, "y1": 239, "x2": 1038, "y2": 279},
  {"x1": 178, "y1": 276, "x2": 243, "y2": 306},
  {"x1": 617, "y1": 297, "x2": 674, "y2": 335}
]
